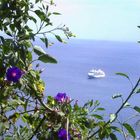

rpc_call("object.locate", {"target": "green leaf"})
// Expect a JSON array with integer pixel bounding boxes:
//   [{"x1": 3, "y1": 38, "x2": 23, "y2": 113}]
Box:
[
  {"x1": 52, "y1": 12, "x2": 61, "y2": 15},
  {"x1": 47, "y1": 12, "x2": 52, "y2": 17},
  {"x1": 92, "y1": 114, "x2": 103, "y2": 120},
  {"x1": 110, "y1": 133, "x2": 117, "y2": 140},
  {"x1": 123, "y1": 123, "x2": 136, "y2": 138},
  {"x1": 29, "y1": 70, "x2": 37, "y2": 78},
  {"x1": 6, "y1": 30, "x2": 12, "y2": 36},
  {"x1": 136, "y1": 88, "x2": 140, "y2": 93},
  {"x1": 55, "y1": 35, "x2": 63, "y2": 42},
  {"x1": 96, "y1": 107, "x2": 105, "y2": 111},
  {"x1": 89, "y1": 99, "x2": 93, "y2": 107},
  {"x1": 34, "y1": 10, "x2": 46, "y2": 21},
  {"x1": 110, "y1": 126, "x2": 122, "y2": 133},
  {"x1": 134, "y1": 106, "x2": 140, "y2": 113},
  {"x1": 28, "y1": 16, "x2": 37, "y2": 23},
  {"x1": 116, "y1": 72, "x2": 129, "y2": 79},
  {"x1": 21, "y1": 116, "x2": 27, "y2": 123},
  {"x1": 10, "y1": 24, "x2": 15, "y2": 31},
  {"x1": 38, "y1": 54, "x2": 57, "y2": 63},
  {"x1": 112, "y1": 94, "x2": 122, "y2": 99},
  {"x1": 50, "y1": 0, "x2": 54, "y2": 5},
  {"x1": 0, "y1": 36, "x2": 5, "y2": 43},
  {"x1": 35, "y1": 0, "x2": 40, "y2": 3},
  {"x1": 40, "y1": 37, "x2": 48, "y2": 48},
  {"x1": 110, "y1": 114, "x2": 116, "y2": 122},
  {"x1": 4, "y1": 136, "x2": 13, "y2": 140},
  {"x1": 57, "y1": 111, "x2": 65, "y2": 116},
  {"x1": 34, "y1": 45, "x2": 46, "y2": 56},
  {"x1": 94, "y1": 100, "x2": 100, "y2": 107},
  {"x1": 124, "y1": 102, "x2": 131, "y2": 107}
]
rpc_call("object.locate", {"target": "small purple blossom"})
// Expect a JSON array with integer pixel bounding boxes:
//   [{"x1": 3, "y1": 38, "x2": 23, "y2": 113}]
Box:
[
  {"x1": 58, "y1": 128, "x2": 70, "y2": 140},
  {"x1": 6, "y1": 67, "x2": 22, "y2": 82},
  {"x1": 77, "y1": 133, "x2": 82, "y2": 139},
  {"x1": 54, "y1": 93, "x2": 70, "y2": 103}
]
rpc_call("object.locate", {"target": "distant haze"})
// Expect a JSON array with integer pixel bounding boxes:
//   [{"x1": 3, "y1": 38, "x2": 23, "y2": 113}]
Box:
[{"x1": 52, "y1": 0, "x2": 140, "y2": 42}]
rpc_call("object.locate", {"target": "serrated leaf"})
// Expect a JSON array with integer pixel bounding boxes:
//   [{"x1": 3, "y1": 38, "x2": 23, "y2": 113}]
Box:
[
  {"x1": 34, "y1": 45, "x2": 46, "y2": 56},
  {"x1": 55, "y1": 35, "x2": 63, "y2": 42},
  {"x1": 38, "y1": 54, "x2": 57, "y2": 63},
  {"x1": 116, "y1": 72, "x2": 129, "y2": 79},
  {"x1": 123, "y1": 123, "x2": 136, "y2": 138},
  {"x1": 134, "y1": 106, "x2": 140, "y2": 113},
  {"x1": 110, "y1": 133, "x2": 117, "y2": 140},
  {"x1": 110, "y1": 114, "x2": 116, "y2": 122}
]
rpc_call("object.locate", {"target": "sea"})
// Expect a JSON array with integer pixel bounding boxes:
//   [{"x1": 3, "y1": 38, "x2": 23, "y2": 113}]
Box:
[{"x1": 35, "y1": 39, "x2": 140, "y2": 138}]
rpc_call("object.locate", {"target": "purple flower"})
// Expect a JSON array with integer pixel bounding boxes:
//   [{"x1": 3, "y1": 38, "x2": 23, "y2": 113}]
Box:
[
  {"x1": 58, "y1": 128, "x2": 70, "y2": 140},
  {"x1": 55, "y1": 93, "x2": 70, "y2": 103},
  {"x1": 77, "y1": 133, "x2": 82, "y2": 139},
  {"x1": 6, "y1": 67, "x2": 22, "y2": 82}
]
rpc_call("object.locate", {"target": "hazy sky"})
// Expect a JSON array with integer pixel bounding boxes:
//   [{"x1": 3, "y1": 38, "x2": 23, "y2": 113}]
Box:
[{"x1": 53, "y1": 0, "x2": 140, "y2": 42}]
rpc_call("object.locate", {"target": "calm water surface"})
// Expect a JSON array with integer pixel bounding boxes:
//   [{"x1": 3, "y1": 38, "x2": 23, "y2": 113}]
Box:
[{"x1": 36, "y1": 39, "x2": 140, "y2": 137}]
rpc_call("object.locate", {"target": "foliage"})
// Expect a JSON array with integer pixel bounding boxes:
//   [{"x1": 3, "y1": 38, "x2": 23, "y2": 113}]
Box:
[{"x1": 0, "y1": 0, "x2": 140, "y2": 140}]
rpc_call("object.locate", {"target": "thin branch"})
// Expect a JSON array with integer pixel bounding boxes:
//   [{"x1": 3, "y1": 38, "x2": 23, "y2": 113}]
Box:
[
  {"x1": 18, "y1": 108, "x2": 46, "y2": 115},
  {"x1": 117, "y1": 119, "x2": 127, "y2": 140},
  {"x1": 36, "y1": 24, "x2": 63, "y2": 35},
  {"x1": 87, "y1": 77, "x2": 140, "y2": 139},
  {"x1": 128, "y1": 78, "x2": 134, "y2": 90},
  {"x1": 35, "y1": 21, "x2": 45, "y2": 35},
  {"x1": 28, "y1": 85, "x2": 53, "y2": 112},
  {"x1": 37, "y1": 96, "x2": 53, "y2": 112},
  {"x1": 66, "y1": 117, "x2": 69, "y2": 140},
  {"x1": 28, "y1": 115, "x2": 46, "y2": 140},
  {"x1": 115, "y1": 78, "x2": 140, "y2": 115}
]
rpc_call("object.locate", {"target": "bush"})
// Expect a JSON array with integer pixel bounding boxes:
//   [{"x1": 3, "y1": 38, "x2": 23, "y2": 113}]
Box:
[{"x1": 0, "y1": 0, "x2": 140, "y2": 139}]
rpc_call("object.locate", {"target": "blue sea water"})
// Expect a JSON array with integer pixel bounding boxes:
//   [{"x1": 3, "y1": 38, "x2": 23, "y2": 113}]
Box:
[{"x1": 36, "y1": 39, "x2": 140, "y2": 138}]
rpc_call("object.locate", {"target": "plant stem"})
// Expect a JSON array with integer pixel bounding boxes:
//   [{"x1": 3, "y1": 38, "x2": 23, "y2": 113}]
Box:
[
  {"x1": 37, "y1": 96, "x2": 53, "y2": 112},
  {"x1": 66, "y1": 117, "x2": 69, "y2": 140},
  {"x1": 28, "y1": 115, "x2": 46, "y2": 140},
  {"x1": 118, "y1": 120, "x2": 127, "y2": 140}
]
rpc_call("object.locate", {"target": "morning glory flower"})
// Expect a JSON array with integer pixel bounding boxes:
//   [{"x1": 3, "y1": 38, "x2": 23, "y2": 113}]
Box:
[
  {"x1": 55, "y1": 93, "x2": 66, "y2": 103},
  {"x1": 54, "y1": 93, "x2": 70, "y2": 103},
  {"x1": 6, "y1": 67, "x2": 22, "y2": 82},
  {"x1": 58, "y1": 128, "x2": 70, "y2": 140}
]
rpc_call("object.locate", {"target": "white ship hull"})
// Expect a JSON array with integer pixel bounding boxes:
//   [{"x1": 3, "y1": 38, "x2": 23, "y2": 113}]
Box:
[{"x1": 88, "y1": 69, "x2": 105, "y2": 79}]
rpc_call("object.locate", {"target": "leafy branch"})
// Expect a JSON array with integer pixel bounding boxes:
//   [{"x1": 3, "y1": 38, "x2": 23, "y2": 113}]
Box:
[{"x1": 88, "y1": 77, "x2": 140, "y2": 139}]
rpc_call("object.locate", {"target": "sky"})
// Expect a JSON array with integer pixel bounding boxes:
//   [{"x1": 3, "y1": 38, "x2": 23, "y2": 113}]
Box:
[{"x1": 52, "y1": 0, "x2": 140, "y2": 42}]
